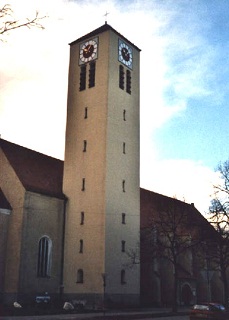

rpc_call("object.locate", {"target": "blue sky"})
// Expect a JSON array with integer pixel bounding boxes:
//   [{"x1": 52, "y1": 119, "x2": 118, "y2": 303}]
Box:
[
  {"x1": 156, "y1": 99, "x2": 229, "y2": 168},
  {"x1": 0, "y1": 0, "x2": 228, "y2": 213},
  {"x1": 155, "y1": 0, "x2": 229, "y2": 169}
]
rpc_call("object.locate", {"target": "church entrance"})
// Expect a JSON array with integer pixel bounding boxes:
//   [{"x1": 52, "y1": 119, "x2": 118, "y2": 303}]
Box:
[{"x1": 181, "y1": 284, "x2": 193, "y2": 306}]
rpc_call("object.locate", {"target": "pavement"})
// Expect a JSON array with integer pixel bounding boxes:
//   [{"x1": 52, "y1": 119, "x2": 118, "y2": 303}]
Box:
[{"x1": 0, "y1": 307, "x2": 190, "y2": 320}]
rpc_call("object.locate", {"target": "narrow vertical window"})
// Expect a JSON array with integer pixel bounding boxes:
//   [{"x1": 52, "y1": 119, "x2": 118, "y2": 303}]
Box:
[
  {"x1": 77, "y1": 269, "x2": 84, "y2": 283},
  {"x1": 121, "y1": 269, "x2": 126, "y2": 284},
  {"x1": 119, "y1": 65, "x2": 125, "y2": 90},
  {"x1": 122, "y1": 213, "x2": 126, "y2": 224},
  {"x1": 122, "y1": 180, "x2": 125, "y2": 192},
  {"x1": 121, "y1": 240, "x2": 126, "y2": 252},
  {"x1": 83, "y1": 140, "x2": 87, "y2": 152},
  {"x1": 82, "y1": 178, "x2": 85, "y2": 191},
  {"x1": 84, "y1": 107, "x2": 88, "y2": 119},
  {"x1": 89, "y1": 62, "x2": 96, "y2": 88},
  {"x1": 126, "y1": 69, "x2": 131, "y2": 94},
  {"x1": 79, "y1": 65, "x2": 86, "y2": 91},
  {"x1": 37, "y1": 236, "x2": 52, "y2": 278},
  {"x1": 79, "y1": 239, "x2": 83, "y2": 253},
  {"x1": 123, "y1": 109, "x2": 126, "y2": 121},
  {"x1": 80, "y1": 212, "x2": 85, "y2": 225},
  {"x1": 123, "y1": 142, "x2": 126, "y2": 154}
]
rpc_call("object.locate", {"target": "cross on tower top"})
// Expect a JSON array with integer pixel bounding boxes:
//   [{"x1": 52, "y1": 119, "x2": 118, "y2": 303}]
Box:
[{"x1": 104, "y1": 11, "x2": 110, "y2": 24}]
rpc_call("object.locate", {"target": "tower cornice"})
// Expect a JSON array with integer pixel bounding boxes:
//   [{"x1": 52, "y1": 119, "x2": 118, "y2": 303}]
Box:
[{"x1": 69, "y1": 23, "x2": 141, "y2": 52}]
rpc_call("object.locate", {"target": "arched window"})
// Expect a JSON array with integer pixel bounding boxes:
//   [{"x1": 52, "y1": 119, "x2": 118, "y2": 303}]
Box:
[
  {"x1": 37, "y1": 236, "x2": 52, "y2": 278},
  {"x1": 77, "y1": 269, "x2": 84, "y2": 283}
]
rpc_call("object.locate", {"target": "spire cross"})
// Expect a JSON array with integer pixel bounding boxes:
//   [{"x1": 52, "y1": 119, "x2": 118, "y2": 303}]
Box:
[{"x1": 104, "y1": 11, "x2": 110, "y2": 24}]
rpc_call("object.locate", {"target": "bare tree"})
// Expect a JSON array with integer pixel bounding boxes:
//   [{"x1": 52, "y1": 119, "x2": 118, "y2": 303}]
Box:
[
  {"x1": 0, "y1": 4, "x2": 45, "y2": 38},
  {"x1": 146, "y1": 199, "x2": 202, "y2": 312},
  {"x1": 126, "y1": 191, "x2": 218, "y2": 310},
  {"x1": 133, "y1": 193, "x2": 211, "y2": 311},
  {"x1": 209, "y1": 160, "x2": 229, "y2": 307}
]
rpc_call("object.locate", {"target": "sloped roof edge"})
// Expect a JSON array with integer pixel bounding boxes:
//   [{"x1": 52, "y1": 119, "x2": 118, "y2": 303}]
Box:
[
  {"x1": 0, "y1": 139, "x2": 65, "y2": 199},
  {"x1": 140, "y1": 187, "x2": 215, "y2": 234}
]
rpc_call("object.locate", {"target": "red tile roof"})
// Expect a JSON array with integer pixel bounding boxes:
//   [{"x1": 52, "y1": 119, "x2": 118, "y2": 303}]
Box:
[
  {"x1": 140, "y1": 188, "x2": 216, "y2": 237},
  {"x1": 0, "y1": 139, "x2": 65, "y2": 199}
]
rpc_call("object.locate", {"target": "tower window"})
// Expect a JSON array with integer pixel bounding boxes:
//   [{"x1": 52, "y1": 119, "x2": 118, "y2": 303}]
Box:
[
  {"x1": 121, "y1": 269, "x2": 126, "y2": 284},
  {"x1": 121, "y1": 240, "x2": 126, "y2": 252},
  {"x1": 37, "y1": 236, "x2": 52, "y2": 278},
  {"x1": 84, "y1": 107, "x2": 88, "y2": 119},
  {"x1": 83, "y1": 140, "x2": 87, "y2": 152},
  {"x1": 123, "y1": 109, "x2": 126, "y2": 121},
  {"x1": 123, "y1": 142, "x2": 126, "y2": 154},
  {"x1": 80, "y1": 211, "x2": 85, "y2": 225},
  {"x1": 89, "y1": 61, "x2": 96, "y2": 88},
  {"x1": 76, "y1": 269, "x2": 84, "y2": 283},
  {"x1": 79, "y1": 65, "x2": 86, "y2": 91},
  {"x1": 119, "y1": 65, "x2": 125, "y2": 90},
  {"x1": 79, "y1": 239, "x2": 83, "y2": 253},
  {"x1": 126, "y1": 69, "x2": 131, "y2": 94},
  {"x1": 122, "y1": 213, "x2": 126, "y2": 224},
  {"x1": 82, "y1": 178, "x2": 85, "y2": 191},
  {"x1": 122, "y1": 180, "x2": 126, "y2": 192}
]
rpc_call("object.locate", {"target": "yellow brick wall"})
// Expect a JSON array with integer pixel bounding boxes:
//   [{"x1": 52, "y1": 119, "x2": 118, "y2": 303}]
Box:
[{"x1": 0, "y1": 147, "x2": 25, "y2": 293}]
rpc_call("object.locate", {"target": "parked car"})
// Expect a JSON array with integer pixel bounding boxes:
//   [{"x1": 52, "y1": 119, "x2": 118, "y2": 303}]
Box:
[{"x1": 190, "y1": 303, "x2": 229, "y2": 320}]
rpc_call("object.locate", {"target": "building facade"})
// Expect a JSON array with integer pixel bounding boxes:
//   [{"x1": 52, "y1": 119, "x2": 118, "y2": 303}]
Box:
[
  {"x1": 0, "y1": 24, "x2": 226, "y2": 309},
  {"x1": 0, "y1": 139, "x2": 65, "y2": 304}
]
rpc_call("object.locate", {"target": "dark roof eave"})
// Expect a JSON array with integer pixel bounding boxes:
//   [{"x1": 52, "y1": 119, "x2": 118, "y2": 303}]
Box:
[{"x1": 25, "y1": 187, "x2": 66, "y2": 200}]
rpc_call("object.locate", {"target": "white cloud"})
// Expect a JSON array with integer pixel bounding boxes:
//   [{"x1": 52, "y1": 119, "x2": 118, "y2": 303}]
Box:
[{"x1": 140, "y1": 156, "x2": 219, "y2": 215}]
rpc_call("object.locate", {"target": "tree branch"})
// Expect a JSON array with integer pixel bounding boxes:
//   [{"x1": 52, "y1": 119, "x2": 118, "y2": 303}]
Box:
[{"x1": 0, "y1": 4, "x2": 46, "y2": 37}]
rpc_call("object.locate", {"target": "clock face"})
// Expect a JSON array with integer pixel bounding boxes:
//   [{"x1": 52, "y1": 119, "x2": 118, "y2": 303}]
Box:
[
  {"x1": 79, "y1": 38, "x2": 98, "y2": 64},
  {"x1": 118, "y1": 39, "x2": 133, "y2": 69}
]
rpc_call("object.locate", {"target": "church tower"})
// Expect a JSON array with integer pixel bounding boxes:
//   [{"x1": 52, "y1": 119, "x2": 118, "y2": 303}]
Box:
[{"x1": 63, "y1": 23, "x2": 140, "y2": 306}]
